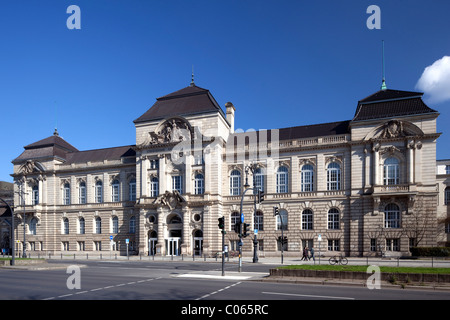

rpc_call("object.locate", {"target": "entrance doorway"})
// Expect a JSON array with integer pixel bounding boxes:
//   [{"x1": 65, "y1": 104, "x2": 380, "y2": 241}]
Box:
[
  {"x1": 193, "y1": 229, "x2": 203, "y2": 256},
  {"x1": 148, "y1": 231, "x2": 157, "y2": 256},
  {"x1": 166, "y1": 237, "x2": 181, "y2": 256}
]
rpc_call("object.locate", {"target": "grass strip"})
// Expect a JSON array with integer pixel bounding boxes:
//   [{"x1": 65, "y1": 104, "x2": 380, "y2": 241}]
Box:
[{"x1": 278, "y1": 264, "x2": 450, "y2": 274}]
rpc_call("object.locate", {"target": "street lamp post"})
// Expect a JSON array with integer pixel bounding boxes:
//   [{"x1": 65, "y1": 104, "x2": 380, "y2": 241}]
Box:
[
  {"x1": 0, "y1": 197, "x2": 15, "y2": 266},
  {"x1": 17, "y1": 183, "x2": 28, "y2": 258}
]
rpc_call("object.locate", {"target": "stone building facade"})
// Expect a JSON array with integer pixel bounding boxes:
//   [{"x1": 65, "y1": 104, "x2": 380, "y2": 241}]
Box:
[{"x1": 10, "y1": 82, "x2": 446, "y2": 257}]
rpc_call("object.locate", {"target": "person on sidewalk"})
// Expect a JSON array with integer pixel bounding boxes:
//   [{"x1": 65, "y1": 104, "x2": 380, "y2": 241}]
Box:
[
  {"x1": 301, "y1": 246, "x2": 309, "y2": 261},
  {"x1": 309, "y1": 247, "x2": 315, "y2": 262}
]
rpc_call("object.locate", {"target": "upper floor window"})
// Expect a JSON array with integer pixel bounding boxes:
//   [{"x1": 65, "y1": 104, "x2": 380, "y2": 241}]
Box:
[
  {"x1": 445, "y1": 187, "x2": 450, "y2": 205},
  {"x1": 32, "y1": 185, "x2": 39, "y2": 205},
  {"x1": 29, "y1": 217, "x2": 38, "y2": 235},
  {"x1": 254, "y1": 168, "x2": 264, "y2": 192},
  {"x1": 301, "y1": 209, "x2": 313, "y2": 230},
  {"x1": 327, "y1": 162, "x2": 341, "y2": 190},
  {"x1": 230, "y1": 212, "x2": 240, "y2": 231},
  {"x1": 328, "y1": 208, "x2": 340, "y2": 230},
  {"x1": 150, "y1": 177, "x2": 159, "y2": 197},
  {"x1": 172, "y1": 175, "x2": 183, "y2": 194},
  {"x1": 254, "y1": 211, "x2": 264, "y2": 231},
  {"x1": 63, "y1": 218, "x2": 69, "y2": 235},
  {"x1": 112, "y1": 216, "x2": 119, "y2": 233},
  {"x1": 63, "y1": 183, "x2": 71, "y2": 205},
  {"x1": 446, "y1": 165, "x2": 450, "y2": 175},
  {"x1": 95, "y1": 181, "x2": 103, "y2": 203},
  {"x1": 79, "y1": 182, "x2": 86, "y2": 204},
  {"x1": 194, "y1": 173, "x2": 205, "y2": 195},
  {"x1": 95, "y1": 217, "x2": 102, "y2": 234},
  {"x1": 79, "y1": 217, "x2": 85, "y2": 234},
  {"x1": 276, "y1": 166, "x2": 289, "y2": 193},
  {"x1": 385, "y1": 203, "x2": 401, "y2": 228},
  {"x1": 112, "y1": 179, "x2": 120, "y2": 202},
  {"x1": 229, "y1": 170, "x2": 241, "y2": 196},
  {"x1": 301, "y1": 164, "x2": 314, "y2": 192},
  {"x1": 277, "y1": 209, "x2": 288, "y2": 231},
  {"x1": 384, "y1": 157, "x2": 399, "y2": 185},
  {"x1": 129, "y1": 216, "x2": 136, "y2": 234},
  {"x1": 150, "y1": 159, "x2": 159, "y2": 169},
  {"x1": 129, "y1": 178, "x2": 136, "y2": 201}
]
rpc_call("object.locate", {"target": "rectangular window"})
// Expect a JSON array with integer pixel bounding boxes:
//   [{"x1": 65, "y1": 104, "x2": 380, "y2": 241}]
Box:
[
  {"x1": 386, "y1": 238, "x2": 400, "y2": 251},
  {"x1": 172, "y1": 175, "x2": 183, "y2": 194},
  {"x1": 446, "y1": 165, "x2": 450, "y2": 175},
  {"x1": 370, "y1": 238, "x2": 377, "y2": 252},
  {"x1": 328, "y1": 239, "x2": 340, "y2": 251}
]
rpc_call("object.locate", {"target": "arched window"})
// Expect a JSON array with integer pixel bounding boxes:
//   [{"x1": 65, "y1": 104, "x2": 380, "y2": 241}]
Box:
[
  {"x1": 384, "y1": 157, "x2": 399, "y2": 185},
  {"x1": 63, "y1": 183, "x2": 71, "y2": 205},
  {"x1": 79, "y1": 181, "x2": 86, "y2": 204},
  {"x1": 277, "y1": 209, "x2": 288, "y2": 230},
  {"x1": 254, "y1": 168, "x2": 264, "y2": 192},
  {"x1": 385, "y1": 203, "x2": 400, "y2": 228},
  {"x1": 112, "y1": 179, "x2": 120, "y2": 202},
  {"x1": 194, "y1": 173, "x2": 205, "y2": 195},
  {"x1": 328, "y1": 208, "x2": 340, "y2": 230},
  {"x1": 63, "y1": 218, "x2": 69, "y2": 235},
  {"x1": 229, "y1": 170, "x2": 241, "y2": 196},
  {"x1": 129, "y1": 178, "x2": 136, "y2": 201},
  {"x1": 112, "y1": 216, "x2": 119, "y2": 233},
  {"x1": 129, "y1": 216, "x2": 136, "y2": 234},
  {"x1": 301, "y1": 164, "x2": 314, "y2": 192},
  {"x1": 79, "y1": 217, "x2": 85, "y2": 234},
  {"x1": 29, "y1": 218, "x2": 38, "y2": 235},
  {"x1": 445, "y1": 186, "x2": 450, "y2": 205},
  {"x1": 150, "y1": 177, "x2": 159, "y2": 197},
  {"x1": 301, "y1": 209, "x2": 313, "y2": 230},
  {"x1": 95, "y1": 217, "x2": 102, "y2": 234},
  {"x1": 32, "y1": 185, "x2": 39, "y2": 205},
  {"x1": 254, "y1": 211, "x2": 264, "y2": 231},
  {"x1": 327, "y1": 162, "x2": 341, "y2": 190},
  {"x1": 276, "y1": 166, "x2": 289, "y2": 193},
  {"x1": 95, "y1": 180, "x2": 103, "y2": 203}
]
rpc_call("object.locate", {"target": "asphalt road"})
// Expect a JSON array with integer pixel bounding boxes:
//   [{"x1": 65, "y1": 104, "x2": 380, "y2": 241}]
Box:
[{"x1": 0, "y1": 259, "x2": 449, "y2": 303}]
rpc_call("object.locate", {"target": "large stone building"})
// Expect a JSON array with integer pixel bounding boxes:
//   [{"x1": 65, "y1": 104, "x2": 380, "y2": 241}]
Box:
[{"x1": 9, "y1": 81, "x2": 448, "y2": 257}]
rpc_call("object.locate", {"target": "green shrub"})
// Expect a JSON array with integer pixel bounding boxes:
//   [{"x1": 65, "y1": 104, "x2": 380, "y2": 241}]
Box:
[{"x1": 410, "y1": 247, "x2": 450, "y2": 257}]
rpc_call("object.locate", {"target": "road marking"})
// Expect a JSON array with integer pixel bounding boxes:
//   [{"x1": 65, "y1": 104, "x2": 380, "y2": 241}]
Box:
[
  {"x1": 262, "y1": 291, "x2": 355, "y2": 300},
  {"x1": 196, "y1": 281, "x2": 242, "y2": 300}
]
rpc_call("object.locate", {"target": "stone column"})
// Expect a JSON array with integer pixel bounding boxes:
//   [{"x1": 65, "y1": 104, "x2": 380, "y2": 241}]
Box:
[
  {"x1": 181, "y1": 205, "x2": 190, "y2": 255},
  {"x1": 139, "y1": 209, "x2": 147, "y2": 255},
  {"x1": 141, "y1": 155, "x2": 148, "y2": 197},
  {"x1": 372, "y1": 143, "x2": 380, "y2": 185},
  {"x1": 156, "y1": 207, "x2": 165, "y2": 256}
]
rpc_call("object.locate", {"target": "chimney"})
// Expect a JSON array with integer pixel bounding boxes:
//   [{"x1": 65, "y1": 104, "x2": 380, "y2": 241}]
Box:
[{"x1": 225, "y1": 102, "x2": 235, "y2": 133}]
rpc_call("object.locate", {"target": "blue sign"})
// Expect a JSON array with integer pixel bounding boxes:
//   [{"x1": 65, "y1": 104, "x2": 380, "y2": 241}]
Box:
[
  {"x1": 241, "y1": 213, "x2": 244, "y2": 223},
  {"x1": 109, "y1": 235, "x2": 113, "y2": 240}
]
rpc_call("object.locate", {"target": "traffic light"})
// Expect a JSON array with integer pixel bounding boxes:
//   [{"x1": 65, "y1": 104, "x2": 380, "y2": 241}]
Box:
[
  {"x1": 242, "y1": 223, "x2": 250, "y2": 238},
  {"x1": 257, "y1": 190, "x2": 264, "y2": 203},
  {"x1": 218, "y1": 217, "x2": 225, "y2": 230},
  {"x1": 273, "y1": 206, "x2": 279, "y2": 216}
]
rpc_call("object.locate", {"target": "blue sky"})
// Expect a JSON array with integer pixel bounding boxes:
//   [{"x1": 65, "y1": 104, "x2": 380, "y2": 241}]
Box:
[{"x1": 1, "y1": 0, "x2": 450, "y2": 182}]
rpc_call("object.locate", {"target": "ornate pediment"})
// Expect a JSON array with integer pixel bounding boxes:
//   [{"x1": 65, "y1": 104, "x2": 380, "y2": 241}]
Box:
[
  {"x1": 19, "y1": 160, "x2": 44, "y2": 175},
  {"x1": 139, "y1": 117, "x2": 193, "y2": 148},
  {"x1": 364, "y1": 120, "x2": 425, "y2": 141},
  {"x1": 153, "y1": 190, "x2": 186, "y2": 210}
]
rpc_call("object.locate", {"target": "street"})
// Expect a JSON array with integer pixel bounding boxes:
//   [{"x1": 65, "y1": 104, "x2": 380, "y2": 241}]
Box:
[{"x1": 0, "y1": 259, "x2": 449, "y2": 302}]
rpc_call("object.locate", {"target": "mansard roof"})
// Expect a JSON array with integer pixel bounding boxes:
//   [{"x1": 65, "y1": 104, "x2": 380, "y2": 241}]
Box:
[
  {"x1": 134, "y1": 84, "x2": 226, "y2": 123},
  {"x1": 352, "y1": 89, "x2": 438, "y2": 122},
  {"x1": 64, "y1": 145, "x2": 135, "y2": 164}
]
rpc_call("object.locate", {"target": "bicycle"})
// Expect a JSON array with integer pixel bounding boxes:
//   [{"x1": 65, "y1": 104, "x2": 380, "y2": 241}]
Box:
[{"x1": 328, "y1": 254, "x2": 348, "y2": 265}]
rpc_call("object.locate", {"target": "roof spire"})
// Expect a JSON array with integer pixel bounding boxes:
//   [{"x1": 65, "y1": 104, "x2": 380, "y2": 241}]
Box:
[
  {"x1": 381, "y1": 40, "x2": 387, "y2": 90},
  {"x1": 190, "y1": 65, "x2": 195, "y2": 86}
]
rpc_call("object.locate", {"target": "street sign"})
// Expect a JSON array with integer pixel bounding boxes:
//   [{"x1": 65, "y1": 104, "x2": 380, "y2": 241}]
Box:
[
  {"x1": 254, "y1": 229, "x2": 258, "y2": 235},
  {"x1": 126, "y1": 238, "x2": 129, "y2": 244},
  {"x1": 240, "y1": 213, "x2": 244, "y2": 223},
  {"x1": 109, "y1": 235, "x2": 113, "y2": 240},
  {"x1": 318, "y1": 234, "x2": 322, "y2": 242}
]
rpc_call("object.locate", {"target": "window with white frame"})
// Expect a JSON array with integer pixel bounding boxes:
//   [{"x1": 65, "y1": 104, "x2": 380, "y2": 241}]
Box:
[
  {"x1": 229, "y1": 170, "x2": 241, "y2": 196},
  {"x1": 276, "y1": 166, "x2": 289, "y2": 193},
  {"x1": 230, "y1": 212, "x2": 240, "y2": 232},
  {"x1": 29, "y1": 218, "x2": 38, "y2": 235},
  {"x1": 328, "y1": 208, "x2": 340, "y2": 230},
  {"x1": 112, "y1": 216, "x2": 119, "y2": 233},
  {"x1": 254, "y1": 211, "x2": 264, "y2": 231},
  {"x1": 254, "y1": 167, "x2": 264, "y2": 192},
  {"x1": 383, "y1": 157, "x2": 399, "y2": 185},
  {"x1": 63, "y1": 218, "x2": 69, "y2": 234},
  {"x1": 172, "y1": 175, "x2": 183, "y2": 194},
  {"x1": 79, "y1": 181, "x2": 86, "y2": 204},
  {"x1": 301, "y1": 164, "x2": 314, "y2": 192},
  {"x1": 194, "y1": 173, "x2": 205, "y2": 195},
  {"x1": 129, "y1": 216, "x2": 136, "y2": 234},
  {"x1": 327, "y1": 162, "x2": 341, "y2": 190},
  {"x1": 328, "y1": 239, "x2": 340, "y2": 251},
  {"x1": 112, "y1": 179, "x2": 120, "y2": 202},
  {"x1": 79, "y1": 217, "x2": 85, "y2": 234},
  {"x1": 95, "y1": 180, "x2": 103, "y2": 203},
  {"x1": 32, "y1": 185, "x2": 39, "y2": 205},
  {"x1": 384, "y1": 203, "x2": 401, "y2": 228},
  {"x1": 301, "y1": 209, "x2": 313, "y2": 230},
  {"x1": 150, "y1": 177, "x2": 159, "y2": 197},
  {"x1": 446, "y1": 165, "x2": 450, "y2": 175},
  {"x1": 63, "y1": 183, "x2": 71, "y2": 205},
  {"x1": 386, "y1": 238, "x2": 400, "y2": 251},
  {"x1": 129, "y1": 178, "x2": 136, "y2": 201},
  {"x1": 95, "y1": 217, "x2": 102, "y2": 234},
  {"x1": 445, "y1": 187, "x2": 450, "y2": 205}
]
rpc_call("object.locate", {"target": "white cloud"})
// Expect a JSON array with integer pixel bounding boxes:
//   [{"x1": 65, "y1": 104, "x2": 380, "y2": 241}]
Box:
[{"x1": 416, "y1": 56, "x2": 450, "y2": 104}]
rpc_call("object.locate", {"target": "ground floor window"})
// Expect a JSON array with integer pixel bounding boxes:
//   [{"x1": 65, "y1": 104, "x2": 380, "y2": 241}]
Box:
[
  {"x1": 370, "y1": 238, "x2": 377, "y2": 252},
  {"x1": 328, "y1": 239, "x2": 340, "y2": 251},
  {"x1": 386, "y1": 238, "x2": 400, "y2": 251}
]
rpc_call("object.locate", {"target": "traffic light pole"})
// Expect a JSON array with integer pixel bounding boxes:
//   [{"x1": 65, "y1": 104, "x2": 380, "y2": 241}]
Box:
[
  {"x1": 221, "y1": 229, "x2": 225, "y2": 276},
  {"x1": 238, "y1": 187, "x2": 254, "y2": 272}
]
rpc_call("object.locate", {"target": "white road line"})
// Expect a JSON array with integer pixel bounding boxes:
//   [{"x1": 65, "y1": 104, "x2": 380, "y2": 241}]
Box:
[
  {"x1": 196, "y1": 281, "x2": 242, "y2": 300},
  {"x1": 262, "y1": 291, "x2": 355, "y2": 300}
]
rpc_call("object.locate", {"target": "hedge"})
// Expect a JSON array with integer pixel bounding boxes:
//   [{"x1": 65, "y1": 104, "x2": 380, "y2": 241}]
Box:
[{"x1": 410, "y1": 247, "x2": 450, "y2": 257}]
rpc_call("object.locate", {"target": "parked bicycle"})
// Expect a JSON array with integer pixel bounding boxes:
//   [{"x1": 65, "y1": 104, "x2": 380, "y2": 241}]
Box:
[{"x1": 329, "y1": 254, "x2": 348, "y2": 265}]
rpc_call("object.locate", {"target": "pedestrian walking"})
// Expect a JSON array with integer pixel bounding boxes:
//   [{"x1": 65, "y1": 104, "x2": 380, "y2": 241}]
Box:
[
  {"x1": 301, "y1": 246, "x2": 308, "y2": 261},
  {"x1": 309, "y1": 246, "x2": 315, "y2": 262}
]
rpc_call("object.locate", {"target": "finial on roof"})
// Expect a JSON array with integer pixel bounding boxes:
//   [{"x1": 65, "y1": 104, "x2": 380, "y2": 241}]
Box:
[
  {"x1": 381, "y1": 40, "x2": 387, "y2": 90},
  {"x1": 190, "y1": 65, "x2": 195, "y2": 86},
  {"x1": 54, "y1": 128, "x2": 59, "y2": 136}
]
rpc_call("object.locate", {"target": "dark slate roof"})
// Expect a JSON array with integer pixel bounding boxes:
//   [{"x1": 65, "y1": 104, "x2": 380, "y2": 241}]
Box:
[
  {"x1": 12, "y1": 132, "x2": 79, "y2": 163},
  {"x1": 231, "y1": 120, "x2": 350, "y2": 143},
  {"x1": 134, "y1": 85, "x2": 226, "y2": 123},
  {"x1": 353, "y1": 89, "x2": 438, "y2": 122},
  {"x1": 64, "y1": 146, "x2": 136, "y2": 164}
]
